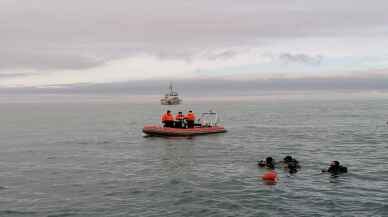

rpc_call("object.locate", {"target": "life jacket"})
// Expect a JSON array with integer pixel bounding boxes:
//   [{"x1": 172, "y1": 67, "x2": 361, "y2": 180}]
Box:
[
  {"x1": 161, "y1": 113, "x2": 174, "y2": 122},
  {"x1": 185, "y1": 113, "x2": 196, "y2": 121},
  {"x1": 175, "y1": 114, "x2": 185, "y2": 120}
]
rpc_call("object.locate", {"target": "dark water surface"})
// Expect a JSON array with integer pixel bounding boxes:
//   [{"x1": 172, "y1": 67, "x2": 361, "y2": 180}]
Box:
[{"x1": 1, "y1": 97, "x2": 388, "y2": 217}]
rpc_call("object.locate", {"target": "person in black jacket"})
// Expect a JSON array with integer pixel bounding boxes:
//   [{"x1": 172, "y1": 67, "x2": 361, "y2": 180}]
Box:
[
  {"x1": 322, "y1": 161, "x2": 348, "y2": 174},
  {"x1": 282, "y1": 156, "x2": 300, "y2": 174}
]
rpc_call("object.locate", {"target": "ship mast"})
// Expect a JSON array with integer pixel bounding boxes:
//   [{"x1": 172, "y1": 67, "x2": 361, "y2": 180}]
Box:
[{"x1": 169, "y1": 82, "x2": 174, "y2": 94}]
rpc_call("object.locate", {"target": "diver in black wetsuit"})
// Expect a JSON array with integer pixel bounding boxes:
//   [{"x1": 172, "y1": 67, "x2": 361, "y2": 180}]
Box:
[
  {"x1": 282, "y1": 156, "x2": 300, "y2": 174},
  {"x1": 257, "y1": 157, "x2": 275, "y2": 169},
  {"x1": 322, "y1": 161, "x2": 348, "y2": 174}
]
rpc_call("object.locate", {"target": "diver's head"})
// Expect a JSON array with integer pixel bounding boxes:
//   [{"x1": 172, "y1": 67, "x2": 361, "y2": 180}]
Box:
[
  {"x1": 188, "y1": 110, "x2": 192, "y2": 113},
  {"x1": 167, "y1": 110, "x2": 171, "y2": 114},
  {"x1": 284, "y1": 156, "x2": 292, "y2": 163},
  {"x1": 266, "y1": 157, "x2": 273, "y2": 163},
  {"x1": 178, "y1": 112, "x2": 182, "y2": 114},
  {"x1": 331, "y1": 161, "x2": 340, "y2": 166}
]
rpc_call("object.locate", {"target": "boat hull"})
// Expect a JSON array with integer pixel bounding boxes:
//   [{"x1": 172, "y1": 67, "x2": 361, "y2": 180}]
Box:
[
  {"x1": 160, "y1": 97, "x2": 182, "y2": 105},
  {"x1": 143, "y1": 125, "x2": 227, "y2": 137}
]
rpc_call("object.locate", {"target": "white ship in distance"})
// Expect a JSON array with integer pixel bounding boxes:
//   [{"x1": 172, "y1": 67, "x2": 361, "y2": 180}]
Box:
[{"x1": 160, "y1": 83, "x2": 182, "y2": 105}]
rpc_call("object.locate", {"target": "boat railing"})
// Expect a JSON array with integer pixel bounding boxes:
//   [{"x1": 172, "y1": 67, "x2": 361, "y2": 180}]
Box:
[{"x1": 199, "y1": 110, "x2": 220, "y2": 127}]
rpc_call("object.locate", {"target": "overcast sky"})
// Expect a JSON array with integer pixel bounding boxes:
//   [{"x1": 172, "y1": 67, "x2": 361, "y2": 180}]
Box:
[{"x1": 1, "y1": 0, "x2": 388, "y2": 90}]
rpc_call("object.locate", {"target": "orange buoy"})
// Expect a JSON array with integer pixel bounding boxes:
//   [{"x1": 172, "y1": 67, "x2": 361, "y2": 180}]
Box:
[{"x1": 262, "y1": 171, "x2": 277, "y2": 182}]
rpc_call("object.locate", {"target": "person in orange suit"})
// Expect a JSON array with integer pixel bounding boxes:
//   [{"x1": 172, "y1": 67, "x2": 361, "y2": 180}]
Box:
[
  {"x1": 161, "y1": 110, "x2": 174, "y2": 127},
  {"x1": 185, "y1": 110, "x2": 196, "y2": 128},
  {"x1": 175, "y1": 112, "x2": 185, "y2": 128}
]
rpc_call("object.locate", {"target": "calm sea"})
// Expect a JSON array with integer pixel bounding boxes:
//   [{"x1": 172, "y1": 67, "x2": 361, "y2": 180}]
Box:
[{"x1": 1, "y1": 95, "x2": 388, "y2": 217}]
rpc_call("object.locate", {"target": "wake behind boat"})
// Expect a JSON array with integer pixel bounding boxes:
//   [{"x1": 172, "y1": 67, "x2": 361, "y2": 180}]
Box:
[{"x1": 143, "y1": 111, "x2": 227, "y2": 137}]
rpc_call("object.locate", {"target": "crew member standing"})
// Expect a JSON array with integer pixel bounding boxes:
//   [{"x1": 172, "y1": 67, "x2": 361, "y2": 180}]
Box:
[
  {"x1": 185, "y1": 110, "x2": 196, "y2": 128},
  {"x1": 175, "y1": 112, "x2": 185, "y2": 128},
  {"x1": 161, "y1": 110, "x2": 174, "y2": 127}
]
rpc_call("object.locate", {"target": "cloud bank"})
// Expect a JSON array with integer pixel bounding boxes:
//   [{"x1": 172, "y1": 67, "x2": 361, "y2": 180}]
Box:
[{"x1": 1, "y1": 0, "x2": 388, "y2": 88}]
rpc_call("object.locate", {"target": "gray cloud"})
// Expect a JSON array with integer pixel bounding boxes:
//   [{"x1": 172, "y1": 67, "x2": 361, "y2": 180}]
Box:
[
  {"x1": 0, "y1": 73, "x2": 29, "y2": 78},
  {"x1": 206, "y1": 50, "x2": 240, "y2": 61},
  {"x1": 279, "y1": 53, "x2": 323, "y2": 65},
  {"x1": 0, "y1": 49, "x2": 104, "y2": 71}
]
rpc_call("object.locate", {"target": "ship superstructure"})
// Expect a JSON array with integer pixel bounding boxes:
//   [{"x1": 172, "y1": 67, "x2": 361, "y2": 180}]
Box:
[{"x1": 160, "y1": 83, "x2": 182, "y2": 105}]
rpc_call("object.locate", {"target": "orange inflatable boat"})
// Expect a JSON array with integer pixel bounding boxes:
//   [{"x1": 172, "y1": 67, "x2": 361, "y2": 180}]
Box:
[{"x1": 143, "y1": 111, "x2": 227, "y2": 137}]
